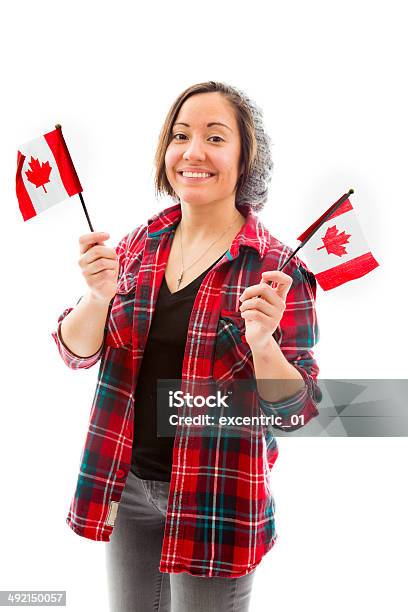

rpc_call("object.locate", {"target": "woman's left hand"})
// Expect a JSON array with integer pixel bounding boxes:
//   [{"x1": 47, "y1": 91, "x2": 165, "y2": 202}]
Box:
[{"x1": 239, "y1": 270, "x2": 293, "y2": 352}]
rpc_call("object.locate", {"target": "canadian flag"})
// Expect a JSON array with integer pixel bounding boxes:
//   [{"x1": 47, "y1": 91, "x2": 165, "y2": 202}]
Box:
[
  {"x1": 297, "y1": 197, "x2": 379, "y2": 290},
  {"x1": 16, "y1": 126, "x2": 82, "y2": 221}
]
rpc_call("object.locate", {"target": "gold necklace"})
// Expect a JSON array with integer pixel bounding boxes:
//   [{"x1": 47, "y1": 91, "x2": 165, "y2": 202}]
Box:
[{"x1": 176, "y1": 211, "x2": 242, "y2": 290}]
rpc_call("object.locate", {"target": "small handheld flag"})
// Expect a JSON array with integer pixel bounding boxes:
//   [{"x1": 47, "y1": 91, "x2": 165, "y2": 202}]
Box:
[
  {"x1": 16, "y1": 124, "x2": 94, "y2": 230},
  {"x1": 277, "y1": 189, "x2": 379, "y2": 290}
]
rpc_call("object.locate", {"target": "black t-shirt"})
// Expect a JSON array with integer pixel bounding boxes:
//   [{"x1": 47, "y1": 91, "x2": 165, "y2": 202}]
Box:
[{"x1": 130, "y1": 253, "x2": 225, "y2": 482}]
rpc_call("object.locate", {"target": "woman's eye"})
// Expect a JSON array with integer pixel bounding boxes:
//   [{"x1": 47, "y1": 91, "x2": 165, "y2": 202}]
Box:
[{"x1": 172, "y1": 133, "x2": 224, "y2": 143}]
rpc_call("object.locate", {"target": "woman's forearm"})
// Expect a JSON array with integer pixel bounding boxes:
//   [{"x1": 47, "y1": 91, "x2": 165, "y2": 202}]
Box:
[
  {"x1": 252, "y1": 336, "x2": 305, "y2": 402},
  {"x1": 59, "y1": 290, "x2": 112, "y2": 358}
]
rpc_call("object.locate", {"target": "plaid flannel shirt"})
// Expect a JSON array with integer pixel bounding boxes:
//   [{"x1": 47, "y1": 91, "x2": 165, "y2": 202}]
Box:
[{"x1": 51, "y1": 201, "x2": 322, "y2": 578}]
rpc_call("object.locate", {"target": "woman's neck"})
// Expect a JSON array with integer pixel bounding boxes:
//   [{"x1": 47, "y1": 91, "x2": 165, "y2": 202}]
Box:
[{"x1": 177, "y1": 200, "x2": 246, "y2": 243}]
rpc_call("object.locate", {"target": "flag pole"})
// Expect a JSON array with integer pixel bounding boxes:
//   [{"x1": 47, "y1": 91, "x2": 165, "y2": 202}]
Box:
[
  {"x1": 77, "y1": 192, "x2": 94, "y2": 232},
  {"x1": 54, "y1": 124, "x2": 94, "y2": 232},
  {"x1": 278, "y1": 188, "x2": 354, "y2": 273}
]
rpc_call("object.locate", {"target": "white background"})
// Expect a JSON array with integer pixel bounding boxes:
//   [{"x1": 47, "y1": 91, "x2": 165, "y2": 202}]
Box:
[{"x1": 1, "y1": 1, "x2": 407, "y2": 610}]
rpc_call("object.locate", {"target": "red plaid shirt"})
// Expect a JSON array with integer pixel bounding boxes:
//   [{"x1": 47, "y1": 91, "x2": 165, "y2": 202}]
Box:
[{"x1": 51, "y1": 201, "x2": 322, "y2": 578}]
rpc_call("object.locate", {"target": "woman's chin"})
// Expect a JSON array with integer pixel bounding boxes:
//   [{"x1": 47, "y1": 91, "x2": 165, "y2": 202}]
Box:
[{"x1": 178, "y1": 192, "x2": 216, "y2": 206}]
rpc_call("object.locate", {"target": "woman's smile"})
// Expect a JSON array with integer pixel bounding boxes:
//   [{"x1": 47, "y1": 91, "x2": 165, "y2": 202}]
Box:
[{"x1": 176, "y1": 170, "x2": 216, "y2": 183}]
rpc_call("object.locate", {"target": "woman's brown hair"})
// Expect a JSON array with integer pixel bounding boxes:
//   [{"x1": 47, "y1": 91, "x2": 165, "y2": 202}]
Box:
[{"x1": 154, "y1": 81, "x2": 260, "y2": 207}]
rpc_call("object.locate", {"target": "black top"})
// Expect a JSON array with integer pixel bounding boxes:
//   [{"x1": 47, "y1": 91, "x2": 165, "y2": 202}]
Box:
[{"x1": 130, "y1": 253, "x2": 225, "y2": 482}]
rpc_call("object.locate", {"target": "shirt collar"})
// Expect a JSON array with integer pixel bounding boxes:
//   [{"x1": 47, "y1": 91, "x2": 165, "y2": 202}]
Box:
[{"x1": 147, "y1": 201, "x2": 271, "y2": 259}]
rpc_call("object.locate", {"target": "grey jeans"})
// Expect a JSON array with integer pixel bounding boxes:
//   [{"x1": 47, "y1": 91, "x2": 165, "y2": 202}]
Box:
[{"x1": 105, "y1": 468, "x2": 256, "y2": 611}]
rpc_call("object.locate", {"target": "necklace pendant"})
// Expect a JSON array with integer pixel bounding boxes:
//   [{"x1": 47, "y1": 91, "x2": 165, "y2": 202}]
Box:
[{"x1": 177, "y1": 272, "x2": 183, "y2": 289}]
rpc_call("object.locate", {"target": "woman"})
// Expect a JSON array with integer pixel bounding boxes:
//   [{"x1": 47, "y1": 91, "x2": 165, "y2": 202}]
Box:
[{"x1": 52, "y1": 81, "x2": 321, "y2": 611}]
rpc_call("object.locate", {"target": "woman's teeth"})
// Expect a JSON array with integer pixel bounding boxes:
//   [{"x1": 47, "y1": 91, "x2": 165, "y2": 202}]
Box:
[{"x1": 181, "y1": 171, "x2": 212, "y2": 178}]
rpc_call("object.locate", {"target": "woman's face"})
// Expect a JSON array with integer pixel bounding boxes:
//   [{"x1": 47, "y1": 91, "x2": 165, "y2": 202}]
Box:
[{"x1": 165, "y1": 92, "x2": 243, "y2": 207}]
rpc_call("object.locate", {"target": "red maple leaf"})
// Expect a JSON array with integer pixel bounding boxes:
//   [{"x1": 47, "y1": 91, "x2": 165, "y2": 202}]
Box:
[
  {"x1": 25, "y1": 157, "x2": 52, "y2": 193},
  {"x1": 317, "y1": 225, "x2": 351, "y2": 256}
]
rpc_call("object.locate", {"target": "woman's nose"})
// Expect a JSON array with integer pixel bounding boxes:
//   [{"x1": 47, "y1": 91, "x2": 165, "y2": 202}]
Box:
[{"x1": 183, "y1": 137, "x2": 205, "y2": 159}]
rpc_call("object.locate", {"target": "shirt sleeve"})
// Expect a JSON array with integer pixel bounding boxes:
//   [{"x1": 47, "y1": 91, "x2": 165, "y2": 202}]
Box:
[
  {"x1": 50, "y1": 230, "x2": 131, "y2": 370},
  {"x1": 257, "y1": 257, "x2": 322, "y2": 431}
]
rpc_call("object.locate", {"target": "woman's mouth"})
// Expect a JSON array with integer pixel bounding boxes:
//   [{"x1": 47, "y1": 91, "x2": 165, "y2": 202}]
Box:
[{"x1": 177, "y1": 171, "x2": 216, "y2": 183}]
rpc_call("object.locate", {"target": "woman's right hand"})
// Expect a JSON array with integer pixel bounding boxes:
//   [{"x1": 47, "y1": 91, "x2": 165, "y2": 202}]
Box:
[{"x1": 78, "y1": 232, "x2": 120, "y2": 303}]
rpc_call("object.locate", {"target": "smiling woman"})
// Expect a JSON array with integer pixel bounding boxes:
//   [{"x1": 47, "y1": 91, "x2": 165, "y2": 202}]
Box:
[{"x1": 52, "y1": 80, "x2": 321, "y2": 612}]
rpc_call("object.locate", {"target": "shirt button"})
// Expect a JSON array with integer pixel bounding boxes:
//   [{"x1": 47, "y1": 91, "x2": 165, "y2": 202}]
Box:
[{"x1": 116, "y1": 469, "x2": 125, "y2": 479}]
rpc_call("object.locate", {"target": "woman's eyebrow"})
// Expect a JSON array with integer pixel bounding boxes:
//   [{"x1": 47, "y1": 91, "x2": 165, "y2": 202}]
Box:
[{"x1": 173, "y1": 121, "x2": 232, "y2": 132}]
